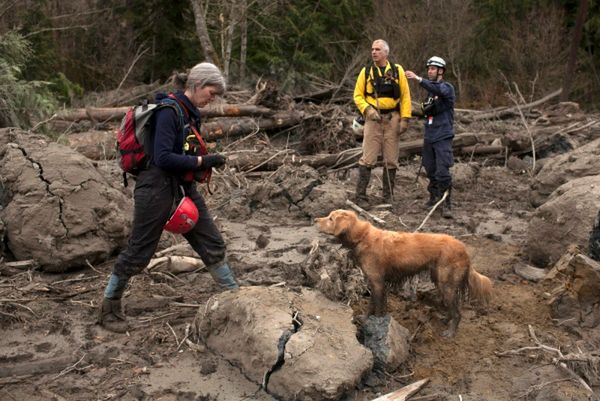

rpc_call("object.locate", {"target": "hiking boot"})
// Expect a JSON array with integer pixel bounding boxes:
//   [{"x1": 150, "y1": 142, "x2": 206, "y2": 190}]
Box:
[
  {"x1": 382, "y1": 168, "x2": 396, "y2": 203},
  {"x1": 425, "y1": 191, "x2": 438, "y2": 208},
  {"x1": 440, "y1": 188, "x2": 453, "y2": 219},
  {"x1": 98, "y1": 298, "x2": 128, "y2": 333},
  {"x1": 355, "y1": 165, "x2": 372, "y2": 208}
]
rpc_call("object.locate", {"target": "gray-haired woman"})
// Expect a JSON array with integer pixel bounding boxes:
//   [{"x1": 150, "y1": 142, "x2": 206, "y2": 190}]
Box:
[{"x1": 99, "y1": 62, "x2": 239, "y2": 333}]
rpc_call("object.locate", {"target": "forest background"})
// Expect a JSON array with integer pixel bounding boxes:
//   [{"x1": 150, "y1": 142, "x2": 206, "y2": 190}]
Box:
[{"x1": 0, "y1": 0, "x2": 598, "y2": 129}]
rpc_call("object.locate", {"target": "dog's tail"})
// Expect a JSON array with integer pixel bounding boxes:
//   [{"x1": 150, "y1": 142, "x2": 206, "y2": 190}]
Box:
[{"x1": 467, "y1": 267, "x2": 493, "y2": 304}]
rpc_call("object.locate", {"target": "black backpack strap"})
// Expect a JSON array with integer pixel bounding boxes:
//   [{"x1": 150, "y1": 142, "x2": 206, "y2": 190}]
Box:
[{"x1": 364, "y1": 61, "x2": 373, "y2": 96}]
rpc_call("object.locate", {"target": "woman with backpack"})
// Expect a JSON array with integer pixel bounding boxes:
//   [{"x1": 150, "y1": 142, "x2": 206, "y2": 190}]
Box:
[{"x1": 99, "y1": 62, "x2": 239, "y2": 333}]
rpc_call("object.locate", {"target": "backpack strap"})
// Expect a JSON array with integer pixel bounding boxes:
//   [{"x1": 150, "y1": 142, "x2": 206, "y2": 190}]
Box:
[{"x1": 364, "y1": 61, "x2": 401, "y2": 98}]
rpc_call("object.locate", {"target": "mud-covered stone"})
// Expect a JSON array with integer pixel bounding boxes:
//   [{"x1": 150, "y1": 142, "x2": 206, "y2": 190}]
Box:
[
  {"x1": 526, "y1": 175, "x2": 600, "y2": 267},
  {"x1": 0, "y1": 128, "x2": 132, "y2": 271},
  {"x1": 529, "y1": 137, "x2": 600, "y2": 207},
  {"x1": 195, "y1": 286, "x2": 373, "y2": 401},
  {"x1": 362, "y1": 315, "x2": 410, "y2": 373}
]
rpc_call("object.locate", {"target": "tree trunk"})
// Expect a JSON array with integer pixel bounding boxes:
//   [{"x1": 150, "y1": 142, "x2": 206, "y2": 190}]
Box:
[
  {"x1": 54, "y1": 104, "x2": 278, "y2": 122},
  {"x1": 189, "y1": 0, "x2": 220, "y2": 66},
  {"x1": 202, "y1": 112, "x2": 303, "y2": 140},
  {"x1": 223, "y1": 2, "x2": 235, "y2": 80},
  {"x1": 239, "y1": 0, "x2": 248, "y2": 84},
  {"x1": 561, "y1": 0, "x2": 589, "y2": 102}
]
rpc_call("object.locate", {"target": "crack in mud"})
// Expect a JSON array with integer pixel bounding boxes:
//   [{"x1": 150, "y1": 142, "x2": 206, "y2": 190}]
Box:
[
  {"x1": 18, "y1": 146, "x2": 68, "y2": 235},
  {"x1": 261, "y1": 310, "x2": 303, "y2": 393}
]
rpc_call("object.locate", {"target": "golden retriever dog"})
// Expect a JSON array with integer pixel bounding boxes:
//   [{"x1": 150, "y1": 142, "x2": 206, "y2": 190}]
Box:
[{"x1": 315, "y1": 209, "x2": 492, "y2": 337}]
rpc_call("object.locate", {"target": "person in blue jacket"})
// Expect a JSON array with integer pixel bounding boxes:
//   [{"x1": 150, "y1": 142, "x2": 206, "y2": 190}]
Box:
[
  {"x1": 406, "y1": 56, "x2": 455, "y2": 218},
  {"x1": 98, "y1": 62, "x2": 239, "y2": 333}
]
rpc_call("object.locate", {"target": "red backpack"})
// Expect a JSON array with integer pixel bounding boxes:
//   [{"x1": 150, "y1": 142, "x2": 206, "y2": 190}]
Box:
[{"x1": 116, "y1": 97, "x2": 184, "y2": 186}]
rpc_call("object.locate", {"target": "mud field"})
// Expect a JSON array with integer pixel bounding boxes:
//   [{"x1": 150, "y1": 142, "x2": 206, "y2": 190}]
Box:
[{"x1": 1, "y1": 113, "x2": 599, "y2": 401}]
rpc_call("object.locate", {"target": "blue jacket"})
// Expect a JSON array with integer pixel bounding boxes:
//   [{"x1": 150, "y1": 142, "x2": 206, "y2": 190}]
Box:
[
  {"x1": 150, "y1": 91, "x2": 201, "y2": 173},
  {"x1": 419, "y1": 79, "x2": 455, "y2": 143}
]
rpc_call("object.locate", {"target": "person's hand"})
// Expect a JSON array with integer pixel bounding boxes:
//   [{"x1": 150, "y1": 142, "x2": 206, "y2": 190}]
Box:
[
  {"x1": 398, "y1": 118, "x2": 409, "y2": 134},
  {"x1": 199, "y1": 153, "x2": 226, "y2": 169},
  {"x1": 405, "y1": 70, "x2": 421, "y2": 81},
  {"x1": 365, "y1": 106, "x2": 381, "y2": 122}
]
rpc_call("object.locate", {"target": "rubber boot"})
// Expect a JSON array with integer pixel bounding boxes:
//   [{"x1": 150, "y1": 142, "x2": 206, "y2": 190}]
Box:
[
  {"x1": 207, "y1": 261, "x2": 239, "y2": 290},
  {"x1": 354, "y1": 165, "x2": 371, "y2": 208},
  {"x1": 440, "y1": 187, "x2": 453, "y2": 219},
  {"x1": 425, "y1": 180, "x2": 439, "y2": 208},
  {"x1": 382, "y1": 168, "x2": 396, "y2": 203},
  {"x1": 98, "y1": 298, "x2": 128, "y2": 333}
]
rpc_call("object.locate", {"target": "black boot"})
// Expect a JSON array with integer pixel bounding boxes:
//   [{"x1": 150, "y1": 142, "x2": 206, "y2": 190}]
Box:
[
  {"x1": 440, "y1": 187, "x2": 453, "y2": 219},
  {"x1": 355, "y1": 165, "x2": 371, "y2": 208},
  {"x1": 382, "y1": 168, "x2": 396, "y2": 203},
  {"x1": 425, "y1": 180, "x2": 439, "y2": 208},
  {"x1": 98, "y1": 298, "x2": 128, "y2": 333}
]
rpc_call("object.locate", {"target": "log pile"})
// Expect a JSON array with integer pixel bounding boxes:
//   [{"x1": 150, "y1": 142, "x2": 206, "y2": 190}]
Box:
[{"x1": 47, "y1": 84, "x2": 599, "y2": 171}]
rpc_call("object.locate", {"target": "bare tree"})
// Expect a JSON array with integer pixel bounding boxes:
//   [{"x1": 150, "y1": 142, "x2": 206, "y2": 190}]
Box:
[
  {"x1": 189, "y1": 0, "x2": 220, "y2": 66},
  {"x1": 561, "y1": 0, "x2": 589, "y2": 101},
  {"x1": 239, "y1": 0, "x2": 248, "y2": 84}
]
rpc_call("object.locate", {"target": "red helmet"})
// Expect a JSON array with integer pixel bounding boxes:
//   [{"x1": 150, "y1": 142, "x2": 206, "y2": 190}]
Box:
[{"x1": 164, "y1": 196, "x2": 199, "y2": 234}]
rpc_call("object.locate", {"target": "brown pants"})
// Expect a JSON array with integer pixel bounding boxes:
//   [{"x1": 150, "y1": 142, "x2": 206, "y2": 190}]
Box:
[{"x1": 358, "y1": 111, "x2": 400, "y2": 169}]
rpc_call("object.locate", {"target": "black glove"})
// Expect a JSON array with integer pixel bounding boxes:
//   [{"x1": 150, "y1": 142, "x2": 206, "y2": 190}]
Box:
[{"x1": 201, "y1": 154, "x2": 226, "y2": 169}]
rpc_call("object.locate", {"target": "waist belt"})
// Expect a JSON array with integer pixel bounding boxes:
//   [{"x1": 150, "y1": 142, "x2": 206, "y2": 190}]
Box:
[{"x1": 379, "y1": 108, "x2": 397, "y2": 114}]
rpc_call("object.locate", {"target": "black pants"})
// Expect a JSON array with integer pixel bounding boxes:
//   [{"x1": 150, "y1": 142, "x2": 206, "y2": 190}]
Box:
[
  {"x1": 422, "y1": 138, "x2": 454, "y2": 192},
  {"x1": 113, "y1": 166, "x2": 226, "y2": 279}
]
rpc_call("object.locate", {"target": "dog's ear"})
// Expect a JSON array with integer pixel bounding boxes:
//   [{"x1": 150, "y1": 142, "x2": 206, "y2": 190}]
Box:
[{"x1": 332, "y1": 211, "x2": 352, "y2": 237}]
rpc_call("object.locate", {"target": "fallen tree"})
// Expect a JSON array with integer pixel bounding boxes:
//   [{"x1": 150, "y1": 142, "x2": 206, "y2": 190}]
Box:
[{"x1": 54, "y1": 104, "x2": 278, "y2": 122}]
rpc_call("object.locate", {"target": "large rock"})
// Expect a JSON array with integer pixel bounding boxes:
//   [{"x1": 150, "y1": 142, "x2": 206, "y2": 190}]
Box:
[
  {"x1": 526, "y1": 175, "x2": 600, "y2": 267},
  {"x1": 529, "y1": 137, "x2": 600, "y2": 207},
  {"x1": 362, "y1": 315, "x2": 410, "y2": 373},
  {"x1": 196, "y1": 286, "x2": 373, "y2": 401},
  {"x1": 0, "y1": 128, "x2": 132, "y2": 271}
]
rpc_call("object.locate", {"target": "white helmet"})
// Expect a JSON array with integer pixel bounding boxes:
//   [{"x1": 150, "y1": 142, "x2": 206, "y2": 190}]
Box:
[
  {"x1": 352, "y1": 115, "x2": 365, "y2": 133},
  {"x1": 426, "y1": 56, "x2": 446, "y2": 69}
]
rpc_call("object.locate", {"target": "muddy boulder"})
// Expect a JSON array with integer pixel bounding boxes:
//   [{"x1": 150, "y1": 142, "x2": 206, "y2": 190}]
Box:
[
  {"x1": 526, "y1": 175, "x2": 600, "y2": 267},
  {"x1": 529, "y1": 137, "x2": 600, "y2": 207},
  {"x1": 196, "y1": 286, "x2": 373, "y2": 401},
  {"x1": 0, "y1": 128, "x2": 132, "y2": 271}
]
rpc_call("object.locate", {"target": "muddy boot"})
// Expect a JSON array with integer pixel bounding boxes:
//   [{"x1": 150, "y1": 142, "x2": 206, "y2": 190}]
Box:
[
  {"x1": 425, "y1": 180, "x2": 439, "y2": 208},
  {"x1": 207, "y1": 260, "x2": 239, "y2": 290},
  {"x1": 354, "y1": 165, "x2": 371, "y2": 208},
  {"x1": 98, "y1": 298, "x2": 128, "y2": 333},
  {"x1": 382, "y1": 168, "x2": 396, "y2": 203},
  {"x1": 440, "y1": 187, "x2": 453, "y2": 219}
]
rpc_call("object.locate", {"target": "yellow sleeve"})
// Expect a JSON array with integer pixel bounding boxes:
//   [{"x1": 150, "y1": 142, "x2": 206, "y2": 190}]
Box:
[
  {"x1": 353, "y1": 67, "x2": 370, "y2": 114},
  {"x1": 396, "y1": 64, "x2": 412, "y2": 119}
]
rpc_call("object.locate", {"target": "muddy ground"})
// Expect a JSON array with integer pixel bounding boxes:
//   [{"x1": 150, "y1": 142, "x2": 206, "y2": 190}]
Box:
[{"x1": 1, "y1": 122, "x2": 599, "y2": 401}]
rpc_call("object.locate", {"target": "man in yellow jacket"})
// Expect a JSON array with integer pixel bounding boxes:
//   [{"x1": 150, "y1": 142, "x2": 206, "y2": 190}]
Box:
[{"x1": 353, "y1": 39, "x2": 411, "y2": 206}]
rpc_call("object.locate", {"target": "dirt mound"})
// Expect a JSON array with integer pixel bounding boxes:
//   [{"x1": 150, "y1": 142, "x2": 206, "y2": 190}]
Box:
[
  {"x1": 530, "y1": 136, "x2": 600, "y2": 207},
  {"x1": 0, "y1": 128, "x2": 132, "y2": 271},
  {"x1": 526, "y1": 174, "x2": 600, "y2": 267}
]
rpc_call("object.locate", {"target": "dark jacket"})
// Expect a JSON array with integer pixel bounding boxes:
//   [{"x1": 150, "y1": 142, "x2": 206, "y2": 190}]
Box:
[
  {"x1": 150, "y1": 91, "x2": 201, "y2": 173},
  {"x1": 420, "y1": 79, "x2": 455, "y2": 143}
]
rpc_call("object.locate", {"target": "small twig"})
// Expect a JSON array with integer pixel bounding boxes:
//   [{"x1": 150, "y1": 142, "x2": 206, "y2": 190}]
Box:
[
  {"x1": 244, "y1": 149, "x2": 293, "y2": 173},
  {"x1": 414, "y1": 190, "x2": 448, "y2": 232},
  {"x1": 177, "y1": 323, "x2": 192, "y2": 351},
  {"x1": 116, "y1": 44, "x2": 149, "y2": 92},
  {"x1": 51, "y1": 275, "x2": 99, "y2": 285},
  {"x1": 85, "y1": 259, "x2": 103, "y2": 274},
  {"x1": 171, "y1": 302, "x2": 202, "y2": 308},
  {"x1": 51, "y1": 354, "x2": 87, "y2": 381},
  {"x1": 345, "y1": 199, "x2": 386, "y2": 225},
  {"x1": 166, "y1": 322, "x2": 179, "y2": 346}
]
